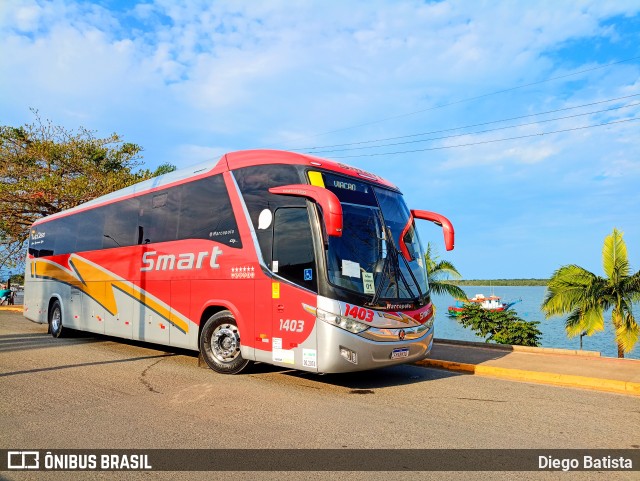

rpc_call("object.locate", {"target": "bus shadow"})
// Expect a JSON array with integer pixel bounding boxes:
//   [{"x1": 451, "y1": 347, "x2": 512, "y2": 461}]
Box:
[
  {"x1": 0, "y1": 352, "x2": 177, "y2": 378},
  {"x1": 281, "y1": 363, "x2": 461, "y2": 389},
  {"x1": 0, "y1": 331, "x2": 103, "y2": 354},
  {"x1": 0, "y1": 328, "x2": 463, "y2": 389}
]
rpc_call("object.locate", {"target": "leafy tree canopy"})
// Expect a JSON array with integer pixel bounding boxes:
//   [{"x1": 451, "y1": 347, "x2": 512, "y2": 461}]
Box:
[
  {"x1": 541, "y1": 228, "x2": 640, "y2": 357},
  {"x1": 458, "y1": 304, "x2": 542, "y2": 347},
  {"x1": 424, "y1": 242, "x2": 467, "y2": 300},
  {"x1": 0, "y1": 110, "x2": 175, "y2": 269}
]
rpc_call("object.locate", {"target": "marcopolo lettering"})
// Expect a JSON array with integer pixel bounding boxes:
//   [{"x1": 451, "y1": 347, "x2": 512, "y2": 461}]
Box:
[{"x1": 141, "y1": 246, "x2": 223, "y2": 272}]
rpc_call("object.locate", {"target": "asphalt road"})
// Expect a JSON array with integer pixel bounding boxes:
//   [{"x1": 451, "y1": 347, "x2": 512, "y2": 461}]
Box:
[{"x1": 1, "y1": 311, "x2": 638, "y2": 481}]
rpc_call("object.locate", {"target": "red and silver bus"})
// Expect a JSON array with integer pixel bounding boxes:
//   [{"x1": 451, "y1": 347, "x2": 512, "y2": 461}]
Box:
[{"x1": 24, "y1": 150, "x2": 454, "y2": 374}]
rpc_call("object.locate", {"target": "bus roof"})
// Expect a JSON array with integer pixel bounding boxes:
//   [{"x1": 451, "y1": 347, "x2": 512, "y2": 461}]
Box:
[{"x1": 33, "y1": 150, "x2": 398, "y2": 225}]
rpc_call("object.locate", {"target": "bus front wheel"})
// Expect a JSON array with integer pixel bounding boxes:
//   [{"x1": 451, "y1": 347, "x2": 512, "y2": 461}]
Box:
[
  {"x1": 200, "y1": 311, "x2": 249, "y2": 374},
  {"x1": 49, "y1": 300, "x2": 65, "y2": 338}
]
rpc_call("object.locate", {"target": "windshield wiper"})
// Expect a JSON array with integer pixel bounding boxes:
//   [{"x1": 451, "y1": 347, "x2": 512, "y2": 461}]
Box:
[
  {"x1": 367, "y1": 218, "x2": 421, "y2": 307},
  {"x1": 385, "y1": 224, "x2": 420, "y2": 301},
  {"x1": 397, "y1": 237, "x2": 424, "y2": 301}
]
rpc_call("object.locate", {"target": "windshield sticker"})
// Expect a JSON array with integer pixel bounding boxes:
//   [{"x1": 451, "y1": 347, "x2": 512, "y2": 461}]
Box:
[
  {"x1": 304, "y1": 269, "x2": 313, "y2": 281},
  {"x1": 362, "y1": 272, "x2": 375, "y2": 294},
  {"x1": 341, "y1": 260, "x2": 361, "y2": 278},
  {"x1": 272, "y1": 260, "x2": 279, "y2": 273}
]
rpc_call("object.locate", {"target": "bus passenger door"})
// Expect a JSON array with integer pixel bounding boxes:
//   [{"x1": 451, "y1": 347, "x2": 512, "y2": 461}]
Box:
[{"x1": 271, "y1": 207, "x2": 319, "y2": 371}]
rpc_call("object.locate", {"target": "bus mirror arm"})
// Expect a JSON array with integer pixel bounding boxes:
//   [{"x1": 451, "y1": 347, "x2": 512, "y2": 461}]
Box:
[
  {"x1": 268, "y1": 184, "x2": 343, "y2": 237},
  {"x1": 411, "y1": 210, "x2": 455, "y2": 251}
]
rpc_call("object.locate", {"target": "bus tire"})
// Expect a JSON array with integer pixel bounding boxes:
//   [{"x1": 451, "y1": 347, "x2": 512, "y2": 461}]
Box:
[
  {"x1": 49, "y1": 300, "x2": 65, "y2": 338},
  {"x1": 199, "y1": 311, "x2": 249, "y2": 374}
]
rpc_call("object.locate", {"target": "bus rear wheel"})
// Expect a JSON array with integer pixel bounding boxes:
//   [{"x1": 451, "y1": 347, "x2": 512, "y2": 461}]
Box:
[
  {"x1": 200, "y1": 311, "x2": 249, "y2": 374},
  {"x1": 49, "y1": 300, "x2": 65, "y2": 338}
]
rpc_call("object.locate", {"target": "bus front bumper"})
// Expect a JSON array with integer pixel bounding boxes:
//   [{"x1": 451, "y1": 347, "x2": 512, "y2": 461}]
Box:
[{"x1": 316, "y1": 320, "x2": 434, "y2": 373}]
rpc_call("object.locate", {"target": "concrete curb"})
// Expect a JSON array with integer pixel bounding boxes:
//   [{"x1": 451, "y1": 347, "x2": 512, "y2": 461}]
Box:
[
  {"x1": 415, "y1": 358, "x2": 640, "y2": 397},
  {"x1": 434, "y1": 338, "x2": 601, "y2": 357},
  {"x1": 0, "y1": 306, "x2": 23, "y2": 313}
]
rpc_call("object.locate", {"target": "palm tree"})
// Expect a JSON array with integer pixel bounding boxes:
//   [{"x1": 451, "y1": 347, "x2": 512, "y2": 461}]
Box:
[
  {"x1": 541, "y1": 228, "x2": 640, "y2": 358},
  {"x1": 425, "y1": 243, "x2": 467, "y2": 309}
]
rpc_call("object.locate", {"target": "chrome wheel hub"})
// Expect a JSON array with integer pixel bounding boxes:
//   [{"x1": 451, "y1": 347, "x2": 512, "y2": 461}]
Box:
[
  {"x1": 51, "y1": 308, "x2": 61, "y2": 332},
  {"x1": 210, "y1": 324, "x2": 240, "y2": 363}
]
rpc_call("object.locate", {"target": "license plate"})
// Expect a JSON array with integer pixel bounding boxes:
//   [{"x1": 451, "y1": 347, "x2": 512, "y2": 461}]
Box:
[{"x1": 391, "y1": 348, "x2": 409, "y2": 359}]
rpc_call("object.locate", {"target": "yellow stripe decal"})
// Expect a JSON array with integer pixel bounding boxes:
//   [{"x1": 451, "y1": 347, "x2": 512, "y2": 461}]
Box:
[{"x1": 34, "y1": 256, "x2": 190, "y2": 334}]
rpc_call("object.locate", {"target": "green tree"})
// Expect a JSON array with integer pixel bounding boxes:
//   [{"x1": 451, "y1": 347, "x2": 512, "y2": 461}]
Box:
[
  {"x1": 0, "y1": 110, "x2": 175, "y2": 270},
  {"x1": 424, "y1": 242, "x2": 467, "y2": 304},
  {"x1": 458, "y1": 303, "x2": 542, "y2": 347},
  {"x1": 140, "y1": 162, "x2": 177, "y2": 178},
  {"x1": 541, "y1": 228, "x2": 640, "y2": 358}
]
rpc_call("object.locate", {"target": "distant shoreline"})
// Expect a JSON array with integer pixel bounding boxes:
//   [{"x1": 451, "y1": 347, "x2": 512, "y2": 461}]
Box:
[{"x1": 444, "y1": 279, "x2": 549, "y2": 286}]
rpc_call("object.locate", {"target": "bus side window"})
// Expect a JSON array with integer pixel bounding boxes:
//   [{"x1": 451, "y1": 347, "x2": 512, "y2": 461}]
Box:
[
  {"x1": 75, "y1": 208, "x2": 106, "y2": 253},
  {"x1": 103, "y1": 197, "x2": 140, "y2": 248},
  {"x1": 234, "y1": 164, "x2": 305, "y2": 265},
  {"x1": 178, "y1": 175, "x2": 242, "y2": 248},
  {"x1": 138, "y1": 189, "x2": 179, "y2": 244},
  {"x1": 272, "y1": 207, "x2": 317, "y2": 292}
]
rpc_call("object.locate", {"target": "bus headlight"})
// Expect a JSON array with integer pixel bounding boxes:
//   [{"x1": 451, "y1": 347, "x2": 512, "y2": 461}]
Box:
[{"x1": 316, "y1": 308, "x2": 370, "y2": 334}]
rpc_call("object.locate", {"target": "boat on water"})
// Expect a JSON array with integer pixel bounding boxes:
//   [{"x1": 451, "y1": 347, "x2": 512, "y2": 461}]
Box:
[{"x1": 447, "y1": 293, "x2": 520, "y2": 317}]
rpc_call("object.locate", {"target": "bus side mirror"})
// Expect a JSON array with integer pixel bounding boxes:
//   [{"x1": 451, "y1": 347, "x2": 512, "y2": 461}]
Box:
[
  {"x1": 268, "y1": 184, "x2": 343, "y2": 237},
  {"x1": 411, "y1": 210, "x2": 455, "y2": 251}
]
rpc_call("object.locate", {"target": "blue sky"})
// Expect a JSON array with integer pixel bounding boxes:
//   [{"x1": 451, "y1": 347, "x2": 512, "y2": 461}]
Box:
[{"x1": 2, "y1": 0, "x2": 639, "y2": 279}]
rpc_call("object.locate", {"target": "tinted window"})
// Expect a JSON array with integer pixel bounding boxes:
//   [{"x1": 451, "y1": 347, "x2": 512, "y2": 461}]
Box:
[
  {"x1": 28, "y1": 174, "x2": 243, "y2": 257},
  {"x1": 272, "y1": 207, "x2": 317, "y2": 291},
  {"x1": 320, "y1": 172, "x2": 378, "y2": 207},
  {"x1": 74, "y1": 208, "x2": 106, "y2": 252},
  {"x1": 179, "y1": 175, "x2": 241, "y2": 248},
  {"x1": 28, "y1": 222, "x2": 58, "y2": 257},
  {"x1": 234, "y1": 164, "x2": 304, "y2": 264},
  {"x1": 103, "y1": 197, "x2": 140, "y2": 248},
  {"x1": 139, "y1": 188, "x2": 179, "y2": 245},
  {"x1": 29, "y1": 211, "x2": 100, "y2": 257}
]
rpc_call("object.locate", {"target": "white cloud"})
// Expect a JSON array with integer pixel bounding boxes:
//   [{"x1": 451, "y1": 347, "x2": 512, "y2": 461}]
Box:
[
  {"x1": 4, "y1": 0, "x2": 639, "y2": 140},
  {"x1": 2, "y1": 0, "x2": 640, "y2": 279}
]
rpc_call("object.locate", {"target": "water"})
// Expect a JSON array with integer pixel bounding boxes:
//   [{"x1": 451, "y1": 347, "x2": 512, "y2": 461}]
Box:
[
  {"x1": 431, "y1": 285, "x2": 640, "y2": 359},
  {"x1": 9, "y1": 288, "x2": 637, "y2": 358}
]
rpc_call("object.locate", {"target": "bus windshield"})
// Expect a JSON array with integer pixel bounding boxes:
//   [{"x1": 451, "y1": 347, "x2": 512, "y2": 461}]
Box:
[{"x1": 320, "y1": 173, "x2": 428, "y2": 304}]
